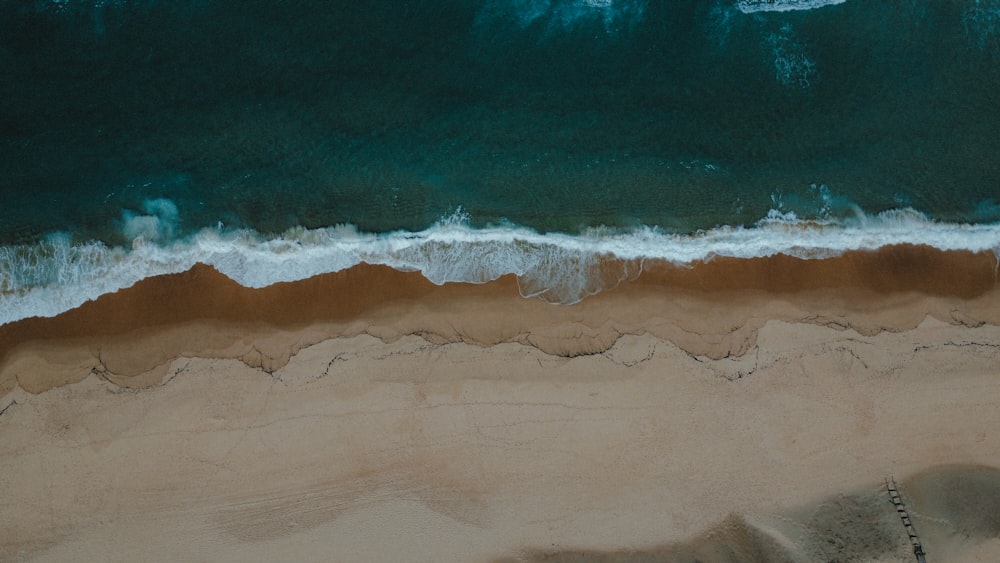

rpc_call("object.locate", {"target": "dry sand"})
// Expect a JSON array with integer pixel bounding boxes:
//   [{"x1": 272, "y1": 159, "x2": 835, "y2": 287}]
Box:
[{"x1": 2, "y1": 245, "x2": 1000, "y2": 561}]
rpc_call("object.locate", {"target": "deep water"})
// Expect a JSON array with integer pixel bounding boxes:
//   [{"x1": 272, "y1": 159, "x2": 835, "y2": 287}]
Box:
[{"x1": 2, "y1": 0, "x2": 1000, "y2": 244}]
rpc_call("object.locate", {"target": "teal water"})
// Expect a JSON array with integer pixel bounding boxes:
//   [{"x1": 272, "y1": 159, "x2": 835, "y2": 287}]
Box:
[
  {"x1": 1, "y1": 0, "x2": 1000, "y2": 321},
  {"x1": 3, "y1": 0, "x2": 999, "y2": 241}
]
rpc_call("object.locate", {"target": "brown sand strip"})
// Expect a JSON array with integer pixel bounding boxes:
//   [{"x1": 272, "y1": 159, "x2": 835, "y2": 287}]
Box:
[
  {"x1": 635, "y1": 244, "x2": 997, "y2": 297},
  {"x1": 1, "y1": 244, "x2": 997, "y2": 396}
]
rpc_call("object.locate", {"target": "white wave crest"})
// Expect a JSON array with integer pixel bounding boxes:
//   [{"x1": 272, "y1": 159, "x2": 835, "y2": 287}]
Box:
[
  {"x1": 476, "y1": 0, "x2": 646, "y2": 34},
  {"x1": 121, "y1": 198, "x2": 180, "y2": 243},
  {"x1": 737, "y1": 0, "x2": 847, "y2": 13},
  {"x1": 2, "y1": 208, "x2": 999, "y2": 325}
]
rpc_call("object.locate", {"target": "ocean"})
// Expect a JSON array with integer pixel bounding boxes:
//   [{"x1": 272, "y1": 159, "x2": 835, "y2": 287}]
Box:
[{"x1": 2, "y1": 0, "x2": 999, "y2": 323}]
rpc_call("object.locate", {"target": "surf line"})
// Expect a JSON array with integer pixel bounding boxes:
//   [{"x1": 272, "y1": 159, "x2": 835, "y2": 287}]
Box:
[{"x1": 885, "y1": 476, "x2": 927, "y2": 563}]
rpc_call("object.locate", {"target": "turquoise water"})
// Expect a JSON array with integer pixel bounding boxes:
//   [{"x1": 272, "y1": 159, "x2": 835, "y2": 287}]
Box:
[{"x1": 1, "y1": 0, "x2": 1000, "y2": 320}]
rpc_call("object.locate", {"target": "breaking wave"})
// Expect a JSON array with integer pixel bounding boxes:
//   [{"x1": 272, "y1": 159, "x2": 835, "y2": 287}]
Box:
[
  {"x1": 2, "y1": 203, "x2": 998, "y2": 325},
  {"x1": 737, "y1": 0, "x2": 848, "y2": 14}
]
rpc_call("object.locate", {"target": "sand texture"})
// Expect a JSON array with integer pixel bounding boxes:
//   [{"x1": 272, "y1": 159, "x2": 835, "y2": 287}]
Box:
[{"x1": 2, "y1": 245, "x2": 1000, "y2": 561}]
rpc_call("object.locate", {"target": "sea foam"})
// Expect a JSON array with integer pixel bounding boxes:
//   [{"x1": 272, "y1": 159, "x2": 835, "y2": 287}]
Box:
[
  {"x1": 737, "y1": 0, "x2": 847, "y2": 13},
  {"x1": 2, "y1": 206, "x2": 999, "y2": 325},
  {"x1": 476, "y1": 0, "x2": 646, "y2": 34}
]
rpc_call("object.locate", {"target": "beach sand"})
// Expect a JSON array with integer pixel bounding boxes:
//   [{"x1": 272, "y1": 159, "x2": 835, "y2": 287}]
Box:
[{"x1": 2, "y1": 245, "x2": 1000, "y2": 562}]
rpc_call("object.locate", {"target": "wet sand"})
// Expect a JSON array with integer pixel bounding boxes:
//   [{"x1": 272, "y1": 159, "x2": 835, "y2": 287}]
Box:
[{"x1": 2, "y1": 245, "x2": 999, "y2": 561}]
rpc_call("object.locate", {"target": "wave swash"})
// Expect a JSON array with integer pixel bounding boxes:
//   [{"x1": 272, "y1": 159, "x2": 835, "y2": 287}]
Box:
[{"x1": 2, "y1": 199, "x2": 998, "y2": 325}]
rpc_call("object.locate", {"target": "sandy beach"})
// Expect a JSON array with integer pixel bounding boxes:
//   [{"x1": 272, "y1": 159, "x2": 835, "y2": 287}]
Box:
[{"x1": 2, "y1": 245, "x2": 1000, "y2": 562}]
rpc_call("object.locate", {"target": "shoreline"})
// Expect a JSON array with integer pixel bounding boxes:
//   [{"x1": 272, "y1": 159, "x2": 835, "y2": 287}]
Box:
[
  {"x1": 2, "y1": 244, "x2": 998, "y2": 396},
  {"x1": 2, "y1": 244, "x2": 1000, "y2": 561}
]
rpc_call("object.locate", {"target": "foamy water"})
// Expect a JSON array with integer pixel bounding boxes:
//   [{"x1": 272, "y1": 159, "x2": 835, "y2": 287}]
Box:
[
  {"x1": 737, "y1": 0, "x2": 848, "y2": 13},
  {"x1": 2, "y1": 206, "x2": 998, "y2": 325}
]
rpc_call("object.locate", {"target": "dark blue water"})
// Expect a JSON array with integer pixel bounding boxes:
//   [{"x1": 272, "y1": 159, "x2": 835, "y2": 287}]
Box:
[
  {"x1": 2, "y1": 0, "x2": 1000, "y2": 322},
  {"x1": 2, "y1": 0, "x2": 999, "y2": 243}
]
